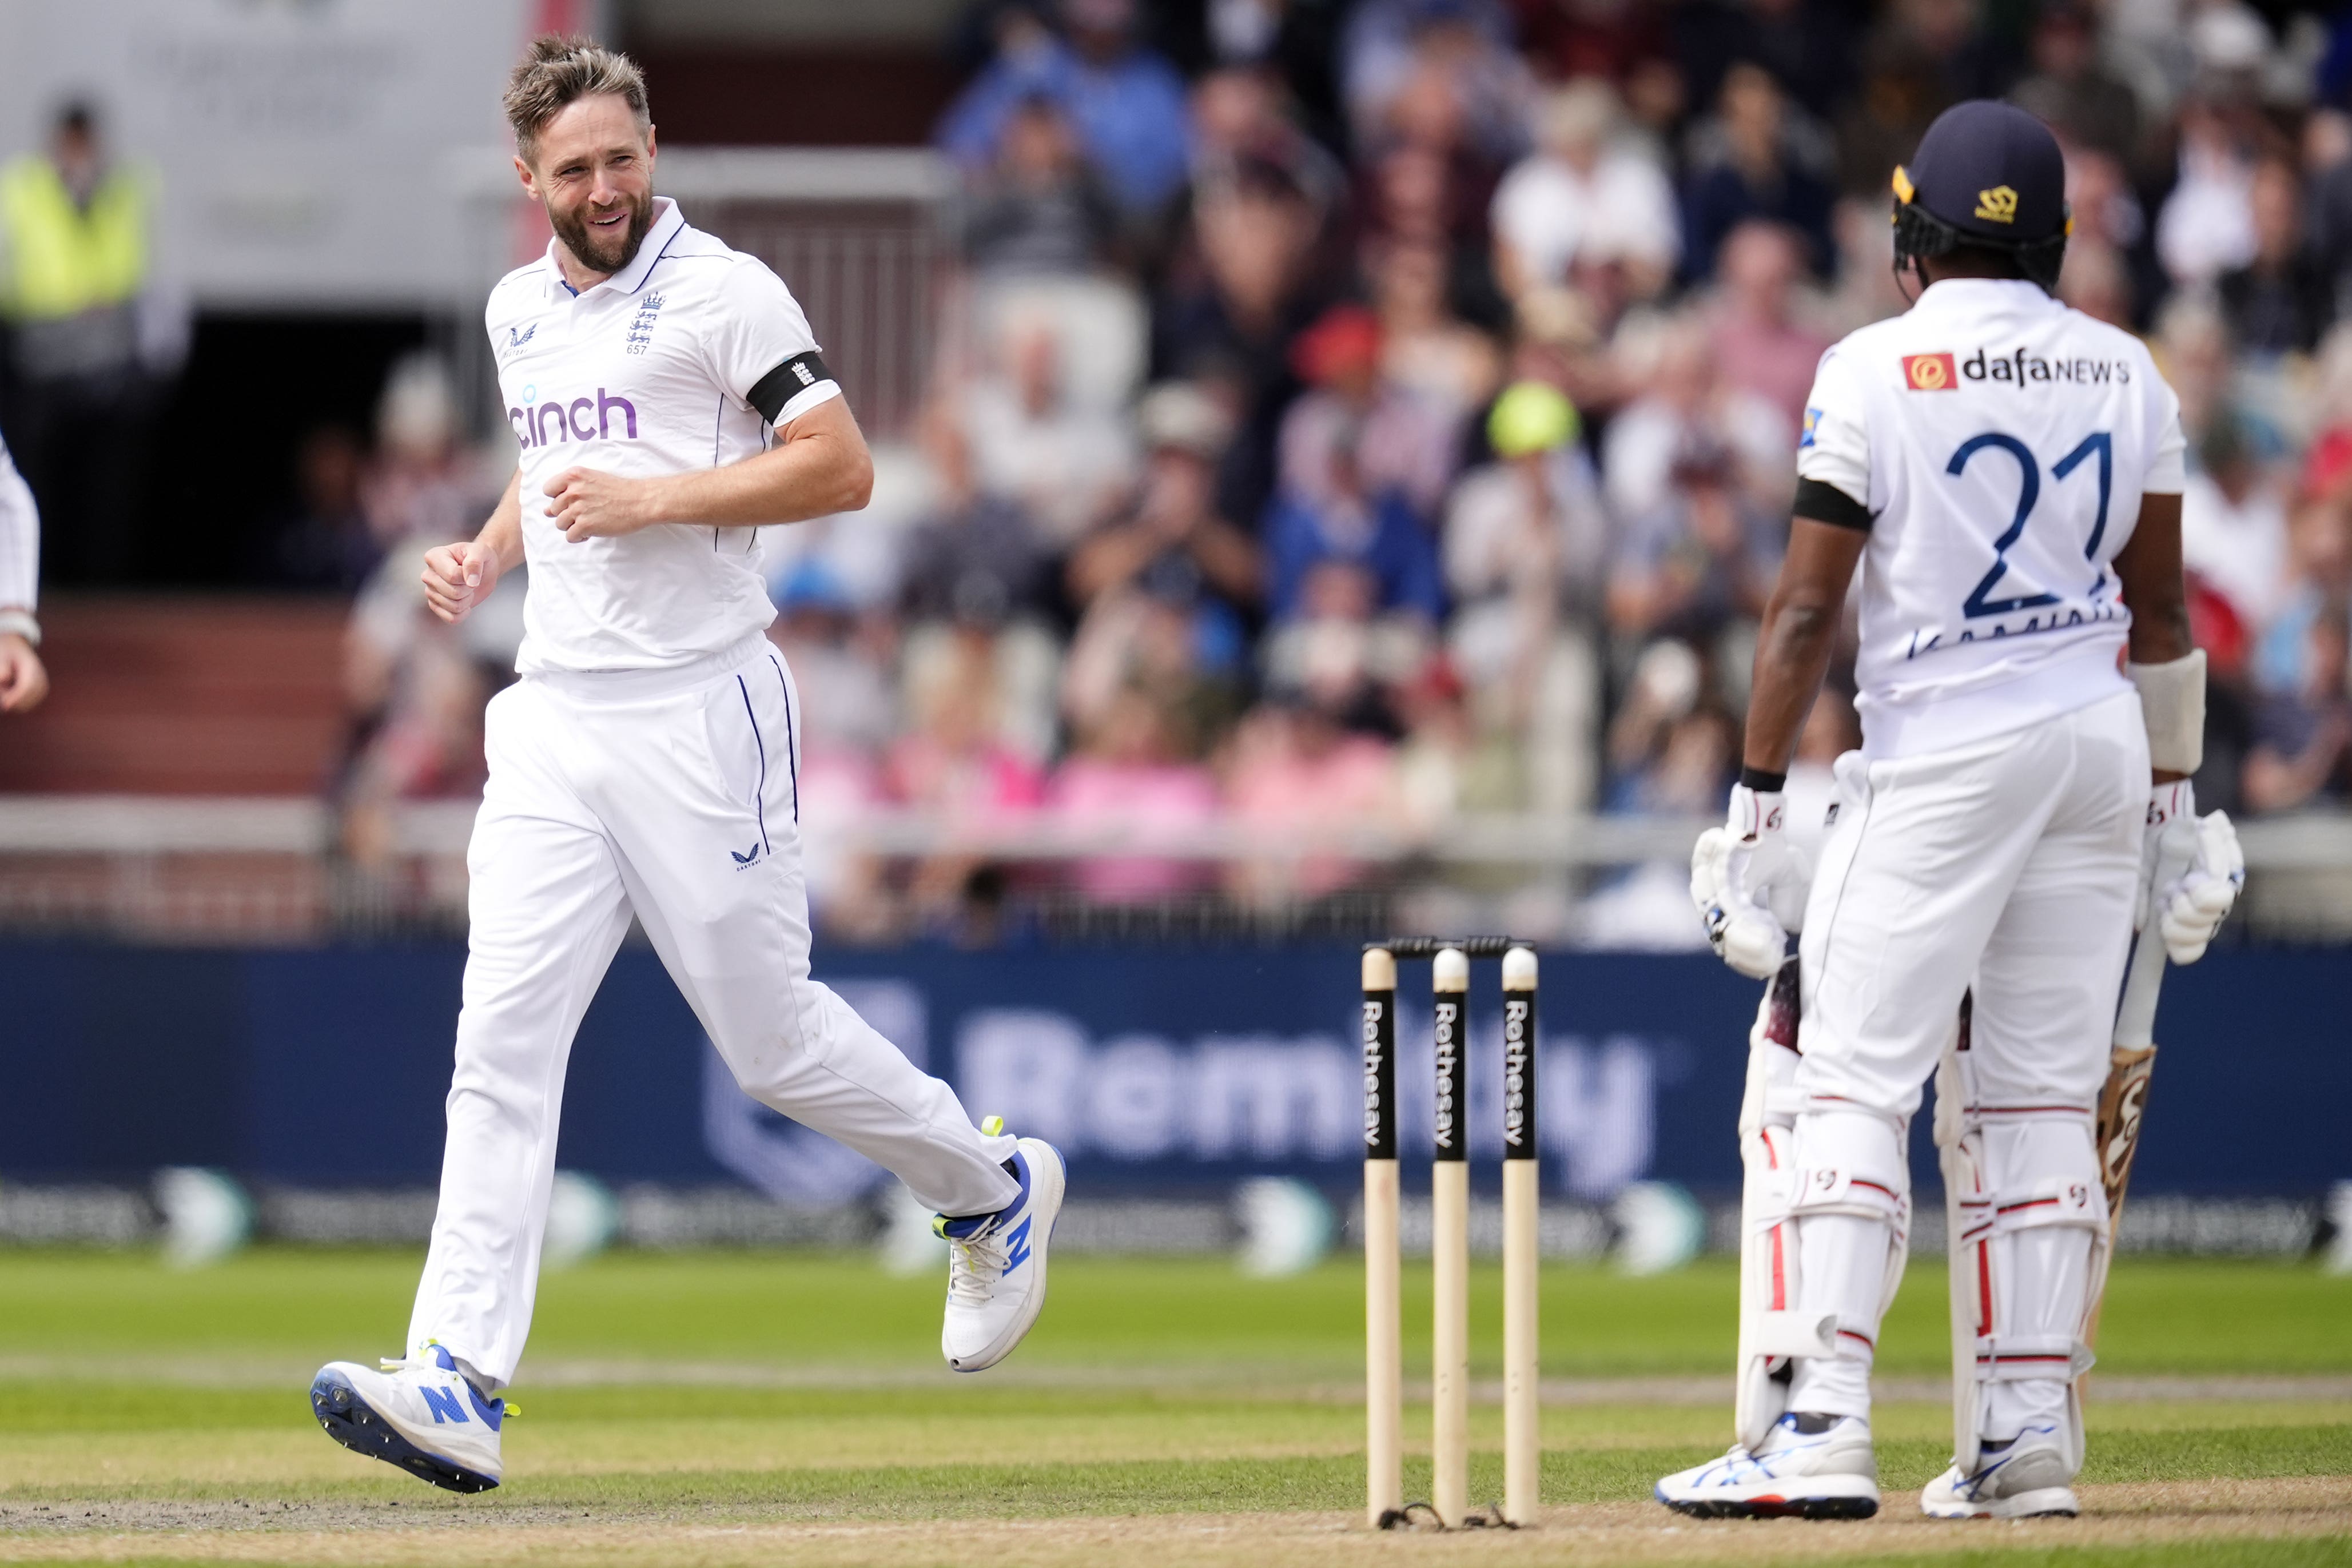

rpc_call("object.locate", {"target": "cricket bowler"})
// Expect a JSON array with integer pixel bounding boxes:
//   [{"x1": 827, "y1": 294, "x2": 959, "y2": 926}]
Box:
[
  {"x1": 308, "y1": 38, "x2": 1064, "y2": 1493},
  {"x1": 1656, "y1": 101, "x2": 2243, "y2": 1521}
]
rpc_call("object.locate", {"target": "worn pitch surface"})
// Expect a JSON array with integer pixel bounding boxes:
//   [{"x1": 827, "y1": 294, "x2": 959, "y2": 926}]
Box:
[{"x1": 0, "y1": 1252, "x2": 2343, "y2": 1566}]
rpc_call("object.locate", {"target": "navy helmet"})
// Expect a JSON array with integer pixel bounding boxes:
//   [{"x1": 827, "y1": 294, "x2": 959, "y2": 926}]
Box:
[{"x1": 1891, "y1": 100, "x2": 2071, "y2": 292}]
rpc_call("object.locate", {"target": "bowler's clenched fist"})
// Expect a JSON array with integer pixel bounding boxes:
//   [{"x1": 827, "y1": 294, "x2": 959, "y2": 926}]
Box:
[
  {"x1": 544, "y1": 467, "x2": 659, "y2": 542},
  {"x1": 422, "y1": 539, "x2": 502, "y2": 623}
]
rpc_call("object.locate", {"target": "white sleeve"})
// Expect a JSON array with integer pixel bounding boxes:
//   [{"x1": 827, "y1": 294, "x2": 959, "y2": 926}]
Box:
[
  {"x1": 0, "y1": 434, "x2": 38, "y2": 617},
  {"x1": 2142, "y1": 359, "x2": 2187, "y2": 496},
  {"x1": 707, "y1": 260, "x2": 841, "y2": 428},
  {"x1": 1794, "y1": 346, "x2": 1872, "y2": 515}
]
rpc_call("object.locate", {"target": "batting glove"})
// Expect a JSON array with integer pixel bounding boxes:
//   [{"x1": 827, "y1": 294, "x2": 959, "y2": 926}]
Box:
[
  {"x1": 2139, "y1": 781, "x2": 2244, "y2": 964},
  {"x1": 1692, "y1": 784, "x2": 1804, "y2": 980}
]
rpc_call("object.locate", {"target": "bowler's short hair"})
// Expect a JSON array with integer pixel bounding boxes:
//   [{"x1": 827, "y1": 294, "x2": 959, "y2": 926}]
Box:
[{"x1": 503, "y1": 35, "x2": 649, "y2": 164}]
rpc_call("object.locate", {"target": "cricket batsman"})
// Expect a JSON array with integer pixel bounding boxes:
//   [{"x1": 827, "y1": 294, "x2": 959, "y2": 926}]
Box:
[
  {"x1": 308, "y1": 38, "x2": 1064, "y2": 1493},
  {"x1": 1655, "y1": 102, "x2": 2242, "y2": 1521}
]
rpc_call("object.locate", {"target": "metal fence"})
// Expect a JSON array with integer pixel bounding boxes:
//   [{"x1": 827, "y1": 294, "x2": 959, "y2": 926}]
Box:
[{"x1": 2, "y1": 796, "x2": 2348, "y2": 946}]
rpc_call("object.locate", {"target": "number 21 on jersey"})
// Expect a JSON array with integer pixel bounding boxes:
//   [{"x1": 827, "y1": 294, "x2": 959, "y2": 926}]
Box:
[{"x1": 1945, "y1": 428, "x2": 2113, "y2": 620}]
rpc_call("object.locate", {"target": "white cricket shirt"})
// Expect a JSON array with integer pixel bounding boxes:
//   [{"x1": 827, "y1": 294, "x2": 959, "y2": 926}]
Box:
[
  {"x1": 0, "y1": 432, "x2": 36, "y2": 617},
  {"x1": 1796, "y1": 278, "x2": 2186, "y2": 759},
  {"x1": 488, "y1": 198, "x2": 842, "y2": 674}
]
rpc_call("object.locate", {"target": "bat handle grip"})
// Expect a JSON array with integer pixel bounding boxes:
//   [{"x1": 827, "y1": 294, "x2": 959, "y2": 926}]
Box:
[{"x1": 2114, "y1": 821, "x2": 2198, "y2": 1049}]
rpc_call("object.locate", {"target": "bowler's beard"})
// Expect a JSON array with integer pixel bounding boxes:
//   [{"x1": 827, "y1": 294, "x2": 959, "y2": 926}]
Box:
[{"x1": 551, "y1": 189, "x2": 654, "y2": 277}]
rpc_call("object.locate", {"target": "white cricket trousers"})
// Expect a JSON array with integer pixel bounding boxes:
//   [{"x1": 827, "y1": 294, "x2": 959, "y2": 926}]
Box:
[
  {"x1": 409, "y1": 636, "x2": 1018, "y2": 1387},
  {"x1": 1784, "y1": 689, "x2": 2147, "y2": 1424}
]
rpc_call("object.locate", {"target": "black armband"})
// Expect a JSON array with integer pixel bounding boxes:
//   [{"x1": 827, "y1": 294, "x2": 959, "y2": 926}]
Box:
[
  {"x1": 748, "y1": 351, "x2": 835, "y2": 424},
  {"x1": 1739, "y1": 765, "x2": 1788, "y2": 793},
  {"x1": 1792, "y1": 477, "x2": 1872, "y2": 532}
]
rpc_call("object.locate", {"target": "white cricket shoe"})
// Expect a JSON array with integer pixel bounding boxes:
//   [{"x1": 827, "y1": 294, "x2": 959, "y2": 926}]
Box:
[
  {"x1": 938, "y1": 1132, "x2": 1065, "y2": 1372},
  {"x1": 1655, "y1": 1412, "x2": 1880, "y2": 1519},
  {"x1": 1921, "y1": 1425, "x2": 2080, "y2": 1519},
  {"x1": 309, "y1": 1342, "x2": 509, "y2": 1493}
]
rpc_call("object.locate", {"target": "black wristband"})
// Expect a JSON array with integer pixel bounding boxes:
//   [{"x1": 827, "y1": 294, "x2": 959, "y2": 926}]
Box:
[{"x1": 1740, "y1": 765, "x2": 1788, "y2": 793}]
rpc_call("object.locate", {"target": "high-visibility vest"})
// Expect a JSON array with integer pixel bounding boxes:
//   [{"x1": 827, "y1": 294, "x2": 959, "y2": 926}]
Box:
[{"x1": 0, "y1": 155, "x2": 149, "y2": 323}]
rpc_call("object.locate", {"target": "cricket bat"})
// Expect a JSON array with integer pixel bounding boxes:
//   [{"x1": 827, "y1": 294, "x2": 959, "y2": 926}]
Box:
[{"x1": 2081, "y1": 818, "x2": 2200, "y2": 1368}]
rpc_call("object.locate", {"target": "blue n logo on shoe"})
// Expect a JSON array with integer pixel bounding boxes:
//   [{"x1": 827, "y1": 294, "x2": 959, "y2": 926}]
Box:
[
  {"x1": 1005, "y1": 1215, "x2": 1032, "y2": 1272},
  {"x1": 420, "y1": 1386, "x2": 470, "y2": 1425}
]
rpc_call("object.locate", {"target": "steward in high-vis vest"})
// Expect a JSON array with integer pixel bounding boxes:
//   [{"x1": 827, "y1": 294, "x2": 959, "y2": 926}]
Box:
[
  {"x1": 0, "y1": 102, "x2": 175, "y2": 584},
  {"x1": 1, "y1": 112, "x2": 151, "y2": 381}
]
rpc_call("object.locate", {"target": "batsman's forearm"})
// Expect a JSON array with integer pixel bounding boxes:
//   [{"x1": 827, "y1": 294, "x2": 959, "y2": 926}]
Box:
[{"x1": 1742, "y1": 596, "x2": 1840, "y2": 775}]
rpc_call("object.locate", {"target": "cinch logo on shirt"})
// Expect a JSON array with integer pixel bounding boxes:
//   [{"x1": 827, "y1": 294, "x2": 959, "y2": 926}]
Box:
[
  {"x1": 1960, "y1": 347, "x2": 2134, "y2": 387},
  {"x1": 510, "y1": 388, "x2": 640, "y2": 449},
  {"x1": 1903, "y1": 352, "x2": 1957, "y2": 391}
]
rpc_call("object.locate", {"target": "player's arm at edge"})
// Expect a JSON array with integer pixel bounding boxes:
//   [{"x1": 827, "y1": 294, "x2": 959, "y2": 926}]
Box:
[
  {"x1": 1740, "y1": 498, "x2": 1869, "y2": 781},
  {"x1": 2111, "y1": 490, "x2": 2191, "y2": 785},
  {"x1": 543, "y1": 394, "x2": 874, "y2": 543},
  {"x1": 424, "y1": 469, "x2": 525, "y2": 625}
]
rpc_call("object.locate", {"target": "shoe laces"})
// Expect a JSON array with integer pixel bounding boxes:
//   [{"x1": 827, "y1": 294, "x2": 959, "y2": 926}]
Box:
[{"x1": 946, "y1": 1223, "x2": 1010, "y2": 1308}]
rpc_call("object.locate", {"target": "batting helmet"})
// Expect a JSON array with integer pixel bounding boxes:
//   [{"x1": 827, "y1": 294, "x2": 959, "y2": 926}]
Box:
[{"x1": 1891, "y1": 100, "x2": 2071, "y2": 293}]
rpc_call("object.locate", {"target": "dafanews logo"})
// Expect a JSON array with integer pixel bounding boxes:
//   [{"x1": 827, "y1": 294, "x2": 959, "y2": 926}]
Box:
[
  {"x1": 1962, "y1": 347, "x2": 2134, "y2": 387},
  {"x1": 1903, "y1": 352, "x2": 1957, "y2": 391}
]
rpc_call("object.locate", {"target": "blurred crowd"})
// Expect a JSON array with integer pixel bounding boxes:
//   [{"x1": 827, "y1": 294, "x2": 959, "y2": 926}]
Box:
[{"x1": 323, "y1": 0, "x2": 2352, "y2": 940}]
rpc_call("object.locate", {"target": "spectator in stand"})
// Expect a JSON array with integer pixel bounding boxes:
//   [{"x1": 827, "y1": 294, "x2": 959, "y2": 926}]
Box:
[
  {"x1": 2010, "y1": 1, "x2": 2145, "y2": 172},
  {"x1": 1489, "y1": 80, "x2": 1680, "y2": 304},
  {"x1": 1049, "y1": 683, "x2": 1221, "y2": 901},
  {"x1": 1510, "y1": 0, "x2": 1673, "y2": 101},
  {"x1": 1278, "y1": 304, "x2": 1460, "y2": 520},
  {"x1": 2243, "y1": 604, "x2": 2352, "y2": 813},
  {"x1": 1223, "y1": 688, "x2": 1406, "y2": 904},
  {"x1": 901, "y1": 420, "x2": 1057, "y2": 631},
  {"x1": 956, "y1": 94, "x2": 1125, "y2": 275},
  {"x1": 1442, "y1": 380, "x2": 1609, "y2": 810},
  {"x1": 1343, "y1": 0, "x2": 1529, "y2": 162},
  {"x1": 937, "y1": 0, "x2": 1193, "y2": 220},
  {"x1": 961, "y1": 313, "x2": 1136, "y2": 551},
  {"x1": 898, "y1": 415, "x2": 1062, "y2": 765},
  {"x1": 1190, "y1": 65, "x2": 1346, "y2": 217},
  {"x1": 1836, "y1": 0, "x2": 2011, "y2": 194},
  {"x1": 1155, "y1": 153, "x2": 1333, "y2": 535},
  {"x1": 2307, "y1": 108, "x2": 2352, "y2": 315},
  {"x1": 363, "y1": 355, "x2": 487, "y2": 553},
  {"x1": 1369, "y1": 236, "x2": 1505, "y2": 415},
  {"x1": 2155, "y1": 19, "x2": 2277, "y2": 292},
  {"x1": 1067, "y1": 382, "x2": 1261, "y2": 628},
  {"x1": 1670, "y1": 0, "x2": 1857, "y2": 136},
  {"x1": 1264, "y1": 388, "x2": 1445, "y2": 624},
  {"x1": 2182, "y1": 409, "x2": 2291, "y2": 632},
  {"x1": 1601, "y1": 312, "x2": 1791, "y2": 522},
  {"x1": 270, "y1": 425, "x2": 376, "y2": 591},
  {"x1": 2217, "y1": 158, "x2": 2335, "y2": 358},
  {"x1": 2252, "y1": 495, "x2": 2352, "y2": 704},
  {"x1": 1063, "y1": 382, "x2": 1258, "y2": 748},
  {"x1": 2152, "y1": 296, "x2": 2238, "y2": 455},
  {"x1": 1606, "y1": 441, "x2": 1781, "y2": 655},
  {"x1": 1680, "y1": 62, "x2": 1836, "y2": 281},
  {"x1": 1706, "y1": 220, "x2": 1832, "y2": 431}
]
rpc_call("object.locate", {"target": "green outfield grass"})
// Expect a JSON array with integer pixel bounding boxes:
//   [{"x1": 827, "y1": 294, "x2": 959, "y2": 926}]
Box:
[
  {"x1": 0, "y1": 1249, "x2": 2344, "y2": 1565},
  {"x1": 3, "y1": 1248, "x2": 2347, "y2": 1378}
]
